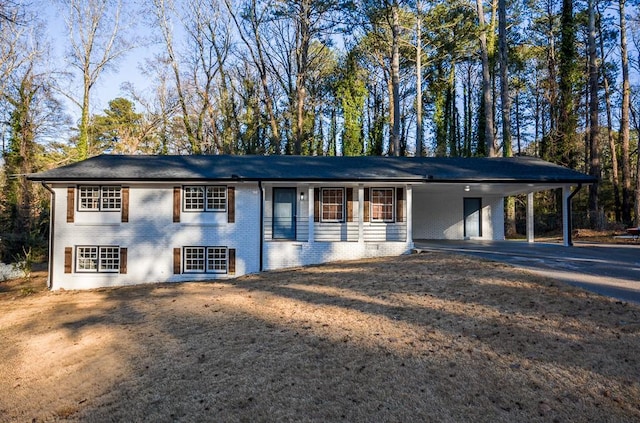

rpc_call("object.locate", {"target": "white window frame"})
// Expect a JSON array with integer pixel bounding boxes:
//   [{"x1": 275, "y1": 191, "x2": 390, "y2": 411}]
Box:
[
  {"x1": 75, "y1": 246, "x2": 120, "y2": 273},
  {"x1": 207, "y1": 247, "x2": 228, "y2": 273},
  {"x1": 183, "y1": 246, "x2": 206, "y2": 272},
  {"x1": 183, "y1": 186, "x2": 227, "y2": 212},
  {"x1": 371, "y1": 188, "x2": 395, "y2": 223},
  {"x1": 78, "y1": 186, "x2": 121, "y2": 211},
  {"x1": 183, "y1": 246, "x2": 228, "y2": 274},
  {"x1": 321, "y1": 188, "x2": 345, "y2": 223}
]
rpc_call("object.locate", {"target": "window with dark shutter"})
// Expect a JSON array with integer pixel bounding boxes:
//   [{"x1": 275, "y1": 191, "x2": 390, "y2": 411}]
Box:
[
  {"x1": 346, "y1": 188, "x2": 354, "y2": 222},
  {"x1": 67, "y1": 188, "x2": 75, "y2": 223},
  {"x1": 119, "y1": 248, "x2": 128, "y2": 274},
  {"x1": 228, "y1": 248, "x2": 236, "y2": 275},
  {"x1": 313, "y1": 188, "x2": 320, "y2": 222},
  {"x1": 173, "y1": 187, "x2": 181, "y2": 223},
  {"x1": 121, "y1": 187, "x2": 129, "y2": 222},
  {"x1": 64, "y1": 247, "x2": 72, "y2": 273},
  {"x1": 227, "y1": 186, "x2": 235, "y2": 223},
  {"x1": 363, "y1": 188, "x2": 370, "y2": 222},
  {"x1": 173, "y1": 248, "x2": 181, "y2": 274},
  {"x1": 396, "y1": 187, "x2": 405, "y2": 222}
]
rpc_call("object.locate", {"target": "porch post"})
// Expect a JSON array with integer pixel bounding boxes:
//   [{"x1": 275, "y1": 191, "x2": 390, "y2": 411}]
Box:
[
  {"x1": 406, "y1": 185, "x2": 413, "y2": 247},
  {"x1": 308, "y1": 186, "x2": 315, "y2": 243},
  {"x1": 358, "y1": 185, "x2": 364, "y2": 242},
  {"x1": 562, "y1": 185, "x2": 571, "y2": 246},
  {"x1": 526, "y1": 192, "x2": 534, "y2": 243}
]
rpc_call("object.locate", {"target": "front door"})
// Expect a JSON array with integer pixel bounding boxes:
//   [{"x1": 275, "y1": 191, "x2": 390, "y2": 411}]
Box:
[
  {"x1": 463, "y1": 198, "x2": 482, "y2": 238},
  {"x1": 273, "y1": 188, "x2": 297, "y2": 240}
]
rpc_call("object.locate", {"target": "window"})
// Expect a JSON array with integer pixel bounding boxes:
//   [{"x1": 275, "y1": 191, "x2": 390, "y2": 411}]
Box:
[
  {"x1": 207, "y1": 247, "x2": 228, "y2": 272},
  {"x1": 76, "y1": 246, "x2": 120, "y2": 272},
  {"x1": 78, "y1": 186, "x2": 121, "y2": 211},
  {"x1": 184, "y1": 247, "x2": 205, "y2": 272},
  {"x1": 183, "y1": 247, "x2": 228, "y2": 273},
  {"x1": 321, "y1": 188, "x2": 344, "y2": 222},
  {"x1": 371, "y1": 188, "x2": 394, "y2": 222},
  {"x1": 184, "y1": 186, "x2": 227, "y2": 211}
]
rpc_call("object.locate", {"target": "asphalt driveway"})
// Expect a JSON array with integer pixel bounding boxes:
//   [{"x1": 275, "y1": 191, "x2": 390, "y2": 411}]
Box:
[{"x1": 414, "y1": 240, "x2": 640, "y2": 304}]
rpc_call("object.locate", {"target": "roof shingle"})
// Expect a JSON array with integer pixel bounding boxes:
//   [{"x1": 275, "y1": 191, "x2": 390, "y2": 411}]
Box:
[{"x1": 27, "y1": 154, "x2": 596, "y2": 184}]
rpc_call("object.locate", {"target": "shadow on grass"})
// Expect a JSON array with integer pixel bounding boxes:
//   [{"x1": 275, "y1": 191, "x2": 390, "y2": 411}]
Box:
[{"x1": 2, "y1": 253, "x2": 640, "y2": 422}]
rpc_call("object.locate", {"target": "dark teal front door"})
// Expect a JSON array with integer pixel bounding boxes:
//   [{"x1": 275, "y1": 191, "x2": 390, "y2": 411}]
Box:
[
  {"x1": 273, "y1": 188, "x2": 297, "y2": 240},
  {"x1": 464, "y1": 198, "x2": 482, "y2": 238}
]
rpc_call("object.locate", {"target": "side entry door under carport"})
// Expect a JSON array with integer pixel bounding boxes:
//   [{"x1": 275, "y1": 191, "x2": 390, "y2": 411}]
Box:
[{"x1": 463, "y1": 197, "x2": 482, "y2": 238}]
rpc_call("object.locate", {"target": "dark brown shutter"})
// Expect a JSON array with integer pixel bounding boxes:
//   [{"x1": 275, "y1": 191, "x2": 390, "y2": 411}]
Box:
[
  {"x1": 227, "y1": 186, "x2": 235, "y2": 223},
  {"x1": 396, "y1": 187, "x2": 405, "y2": 222},
  {"x1": 121, "y1": 187, "x2": 129, "y2": 223},
  {"x1": 228, "y1": 248, "x2": 236, "y2": 275},
  {"x1": 346, "y1": 188, "x2": 354, "y2": 222},
  {"x1": 173, "y1": 187, "x2": 181, "y2": 223},
  {"x1": 314, "y1": 188, "x2": 320, "y2": 222},
  {"x1": 64, "y1": 247, "x2": 72, "y2": 273},
  {"x1": 67, "y1": 188, "x2": 75, "y2": 223},
  {"x1": 119, "y1": 248, "x2": 128, "y2": 274},
  {"x1": 363, "y1": 188, "x2": 370, "y2": 222},
  {"x1": 173, "y1": 248, "x2": 181, "y2": 274}
]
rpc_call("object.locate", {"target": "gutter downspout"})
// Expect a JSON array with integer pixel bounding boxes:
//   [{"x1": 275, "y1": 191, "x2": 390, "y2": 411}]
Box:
[
  {"x1": 566, "y1": 184, "x2": 583, "y2": 246},
  {"x1": 258, "y1": 180, "x2": 264, "y2": 272},
  {"x1": 41, "y1": 182, "x2": 55, "y2": 289}
]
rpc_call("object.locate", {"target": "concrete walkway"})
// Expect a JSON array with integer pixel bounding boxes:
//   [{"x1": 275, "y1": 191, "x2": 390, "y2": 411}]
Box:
[{"x1": 414, "y1": 240, "x2": 640, "y2": 304}]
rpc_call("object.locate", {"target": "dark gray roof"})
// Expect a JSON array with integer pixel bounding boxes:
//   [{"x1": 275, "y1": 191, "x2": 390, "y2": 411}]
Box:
[{"x1": 28, "y1": 154, "x2": 596, "y2": 184}]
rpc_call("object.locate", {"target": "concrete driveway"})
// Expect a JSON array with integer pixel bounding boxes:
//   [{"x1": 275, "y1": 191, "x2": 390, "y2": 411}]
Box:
[{"x1": 414, "y1": 240, "x2": 640, "y2": 304}]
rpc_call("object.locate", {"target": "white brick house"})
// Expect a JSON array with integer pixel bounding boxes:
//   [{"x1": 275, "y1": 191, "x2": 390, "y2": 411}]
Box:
[{"x1": 28, "y1": 155, "x2": 595, "y2": 290}]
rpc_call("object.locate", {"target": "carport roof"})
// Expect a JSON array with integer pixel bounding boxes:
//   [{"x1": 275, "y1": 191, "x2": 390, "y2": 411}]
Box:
[{"x1": 28, "y1": 154, "x2": 596, "y2": 184}]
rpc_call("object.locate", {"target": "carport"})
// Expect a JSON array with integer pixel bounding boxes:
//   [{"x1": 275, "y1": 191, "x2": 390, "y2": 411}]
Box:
[{"x1": 408, "y1": 157, "x2": 596, "y2": 247}]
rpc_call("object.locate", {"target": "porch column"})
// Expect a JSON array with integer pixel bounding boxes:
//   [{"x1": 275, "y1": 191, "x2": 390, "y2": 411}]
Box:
[
  {"x1": 562, "y1": 185, "x2": 571, "y2": 246},
  {"x1": 358, "y1": 185, "x2": 364, "y2": 242},
  {"x1": 406, "y1": 185, "x2": 413, "y2": 247},
  {"x1": 308, "y1": 186, "x2": 315, "y2": 243},
  {"x1": 526, "y1": 192, "x2": 534, "y2": 243}
]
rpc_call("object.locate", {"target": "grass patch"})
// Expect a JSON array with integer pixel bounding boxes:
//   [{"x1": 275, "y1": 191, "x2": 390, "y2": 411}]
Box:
[{"x1": 0, "y1": 253, "x2": 638, "y2": 422}]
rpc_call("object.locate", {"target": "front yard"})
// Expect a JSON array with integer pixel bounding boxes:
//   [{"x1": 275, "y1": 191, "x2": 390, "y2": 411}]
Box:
[{"x1": 1, "y1": 252, "x2": 639, "y2": 422}]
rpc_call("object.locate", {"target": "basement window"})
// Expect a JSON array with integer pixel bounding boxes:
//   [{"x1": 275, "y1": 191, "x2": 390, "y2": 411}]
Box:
[{"x1": 76, "y1": 246, "x2": 120, "y2": 272}]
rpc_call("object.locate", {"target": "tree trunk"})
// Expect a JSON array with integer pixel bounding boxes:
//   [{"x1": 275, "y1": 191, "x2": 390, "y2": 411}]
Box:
[
  {"x1": 498, "y1": 0, "x2": 511, "y2": 157},
  {"x1": 416, "y1": 0, "x2": 423, "y2": 156},
  {"x1": 294, "y1": 0, "x2": 311, "y2": 155},
  {"x1": 587, "y1": 0, "x2": 601, "y2": 229},
  {"x1": 619, "y1": 0, "x2": 632, "y2": 224},
  {"x1": 599, "y1": 17, "x2": 621, "y2": 223},
  {"x1": 78, "y1": 73, "x2": 91, "y2": 159},
  {"x1": 476, "y1": 0, "x2": 495, "y2": 157},
  {"x1": 390, "y1": 0, "x2": 401, "y2": 156}
]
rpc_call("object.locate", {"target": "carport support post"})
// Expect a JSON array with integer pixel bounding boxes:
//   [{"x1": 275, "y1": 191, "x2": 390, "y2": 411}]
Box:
[
  {"x1": 562, "y1": 186, "x2": 572, "y2": 246},
  {"x1": 526, "y1": 192, "x2": 534, "y2": 243}
]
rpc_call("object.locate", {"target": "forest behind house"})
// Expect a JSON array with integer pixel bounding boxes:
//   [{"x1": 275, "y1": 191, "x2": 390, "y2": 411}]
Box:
[{"x1": 1, "y1": 0, "x2": 638, "y2": 264}]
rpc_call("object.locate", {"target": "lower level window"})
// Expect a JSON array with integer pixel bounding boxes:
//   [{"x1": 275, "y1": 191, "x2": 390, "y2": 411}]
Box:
[
  {"x1": 184, "y1": 246, "x2": 228, "y2": 273},
  {"x1": 76, "y1": 246, "x2": 120, "y2": 272}
]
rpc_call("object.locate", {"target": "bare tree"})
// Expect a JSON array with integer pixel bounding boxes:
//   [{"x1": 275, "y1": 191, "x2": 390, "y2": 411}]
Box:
[
  {"x1": 225, "y1": 0, "x2": 281, "y2": 153},
  {"x1": 60, "y1": 0, "x2": 133, "y2": 160}
]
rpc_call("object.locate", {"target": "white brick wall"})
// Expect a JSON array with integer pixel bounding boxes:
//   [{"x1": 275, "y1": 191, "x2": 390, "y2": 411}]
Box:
[
  {"x1": 412, "y1": 188, "x2": 504, "y2": 240},
  {"x1": 263, "y1": 240, "x2": 412, "y2": 271},
  {"x1": 50, "y1": 183, "x2": 261, "y2": 290}
]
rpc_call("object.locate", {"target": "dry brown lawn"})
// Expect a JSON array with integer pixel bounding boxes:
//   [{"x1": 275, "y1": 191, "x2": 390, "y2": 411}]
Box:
[{"x1": 1, "y1": 252, "x2": 639, "y2": 422}]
